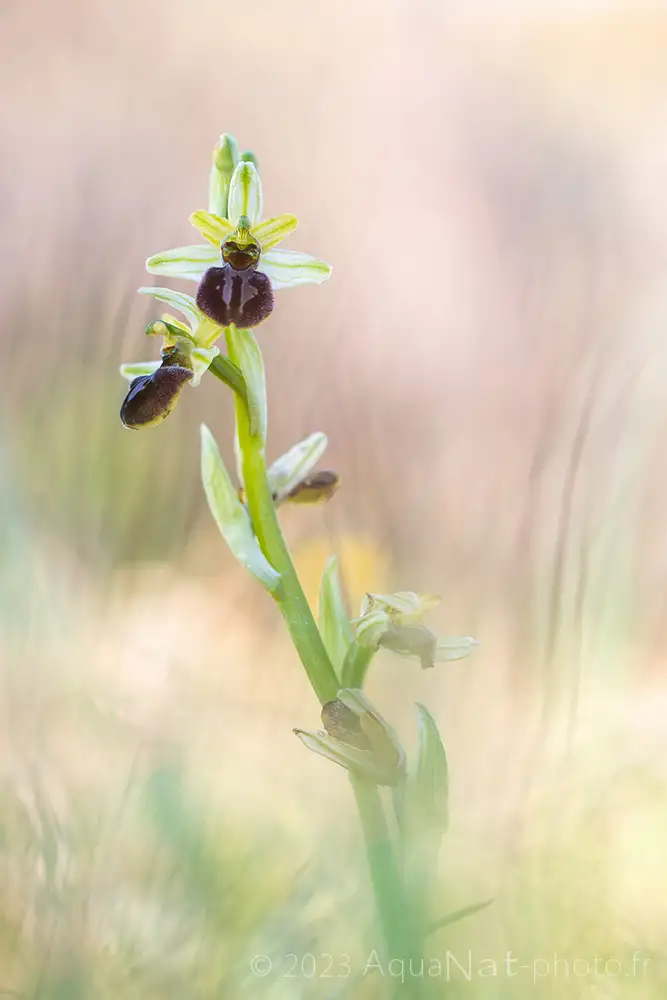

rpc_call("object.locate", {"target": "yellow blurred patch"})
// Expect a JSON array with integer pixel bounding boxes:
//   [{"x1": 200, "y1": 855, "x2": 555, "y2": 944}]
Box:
[{"x1": 292, "y1": 535, "x2": 390, "y2": 613}]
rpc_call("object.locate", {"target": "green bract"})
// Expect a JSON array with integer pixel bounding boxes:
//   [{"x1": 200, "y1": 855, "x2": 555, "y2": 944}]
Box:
[
  {"x1": 200, "y1": 424, "x2": 280, "y2": 592},
  {"x1": 407, "y1": 704, "x2": 449, "y2": 838},
  {"x1": 318, "y1": 555, "x2": 353, "y2": 675}
]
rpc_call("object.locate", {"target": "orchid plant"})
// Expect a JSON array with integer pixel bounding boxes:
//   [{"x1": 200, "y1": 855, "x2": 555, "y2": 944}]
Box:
[{"x1": 120, "y1": 133, "x2": 486, "y2": 997}]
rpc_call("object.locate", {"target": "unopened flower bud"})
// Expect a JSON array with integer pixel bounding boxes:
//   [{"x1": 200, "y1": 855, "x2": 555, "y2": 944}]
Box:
[
  {"x1": 240, "y1": 150, "x2": 258, "y2": 167},
  {"x1": 209, "y1": 134, "x2": 240, "y2": 218}
]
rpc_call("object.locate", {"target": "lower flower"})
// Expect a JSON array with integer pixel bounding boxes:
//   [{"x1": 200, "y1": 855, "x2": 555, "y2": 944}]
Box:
[
  {"x1": 294, "y1": 689, "x2": 406, "y2": 786},
  {"x1": 120, "y1": 347, "x2": 193, "y2": 429}
]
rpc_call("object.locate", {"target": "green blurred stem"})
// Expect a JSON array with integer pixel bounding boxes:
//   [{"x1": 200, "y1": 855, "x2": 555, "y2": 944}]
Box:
[
  {"x1": 351, "y1": 776, "x2": 421, "y2": 998},
  {"x1": 341, "y1": 641, "x2": 374, "y2": 687}
]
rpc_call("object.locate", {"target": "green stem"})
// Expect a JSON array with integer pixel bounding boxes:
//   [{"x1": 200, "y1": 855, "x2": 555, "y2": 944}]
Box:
[
  {"x1": 225, "y1": 330, "x2": 422, "y2": 996},
  {"x1": 341, "y1": 642, "x2": 375, "y2": 688},
  {"x1": 227, "y1": 339, "x2": 338, "y2": 705},
  {"x1": 351, "y1": 777, "x2": 421, "y2": 998}
]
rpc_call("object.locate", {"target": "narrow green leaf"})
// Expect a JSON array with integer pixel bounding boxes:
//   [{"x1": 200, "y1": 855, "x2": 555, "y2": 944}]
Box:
[
  {"x1": 426, "y1": 899, "x2": 494, "y2": 936},
  {"x1": 408, "y1": 703, "x2": 449, "y2": 836},
  {"x1": 318, "y1": 555, "x2": 352, "y2": 676},
  {"x1": 200, "y1": 424, "x2": 280, "y2": 591}
]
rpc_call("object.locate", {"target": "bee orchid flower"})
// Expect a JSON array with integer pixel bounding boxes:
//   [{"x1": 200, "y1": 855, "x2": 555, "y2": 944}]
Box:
[
  {"x1": 145, "y1": 153, "x2": 332, "y2": 329},
  {"x1": 353, "y1": 592, "x2": 479, "y2": 670},
  {"x1": 294, "y1": 689, "x2": 406, "y2": 787},
  {"x1": 119, "y1": 289, "x2": 221, "y2": 428}
]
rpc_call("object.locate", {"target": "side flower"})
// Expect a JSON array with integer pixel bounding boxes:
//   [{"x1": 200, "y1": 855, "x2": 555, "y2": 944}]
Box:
[
  {"x1": 294, "y1": 689, "x2": 406, "y2": 787},
  {"x1": 119, "y1": 289, "x2": 221, "y2": 429},
  {"x1": 353, "y1": 592, "x2": 479, "y2": 670}
]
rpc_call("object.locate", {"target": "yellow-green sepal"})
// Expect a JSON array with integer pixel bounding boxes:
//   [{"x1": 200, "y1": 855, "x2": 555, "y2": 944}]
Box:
[
  {"x1": 253, "y1": 214, "x2": 298, "y2": 251},
  {"x1": 190, "y1": 210, "x2": 235, "y2": 247}
]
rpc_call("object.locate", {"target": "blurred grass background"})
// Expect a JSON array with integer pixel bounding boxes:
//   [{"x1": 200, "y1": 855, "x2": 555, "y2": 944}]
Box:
[{"x1": 2, "y1": 0, "x2": 667, "y2": 996}]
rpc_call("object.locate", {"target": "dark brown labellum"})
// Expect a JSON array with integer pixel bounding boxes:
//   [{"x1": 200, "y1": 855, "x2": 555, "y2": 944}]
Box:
[
  {"x1": 378, "y1": 623, "x2": 438, "y2": 670},
  {"x1": 120, "y1": 365, "x2": 193, "y2": 429},
  {"x1": 321, "y1": 699, "x2": 372, "y2": 750},
  {"x1": 196, "y1": 265, "x2": 274, "y2": 328},
  {"x1": 286, "y1": 471, "x2": 340, "y2": 505}
]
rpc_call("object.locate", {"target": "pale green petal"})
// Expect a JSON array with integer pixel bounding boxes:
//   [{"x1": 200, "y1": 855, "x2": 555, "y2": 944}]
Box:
[
  {"x1": 119, "y1": 360, "x2": 161, "y2": 381},
  {"x1": 292, "y1": 729, "x2": 399, "y2": 786},
  {"x1": 252, "y1": 214, "x2": 298, "y2": 251},
  {"x1": 190, "y1": 210, "x2": 235, "y2": 247},
  {"x1": 225, "y1": 327, "x2": 267, "y2": 445},
  {"x1": 161, "y1": 313, "x2": 191, "y2": 334},
  {"x1": 190, "y1": 345, "x2": 220, "y2": 386},
  {"x1": 227, "y1": 161, "x2": 263, "y2": 227},
  {"x1": 195, "y1": 317, "x2": 225, "y2": 349},
  {"x1": 337, "y1": 688, "x2": 406, "y2": 774},
  {"x1": 318, "y1": 555, "x2": 352, "y2": 676},
  {"x1": 267, "y1": 431, "x2": 328, "y2": 502},
  {"x1": 137, "y1": 287, "x2": 200, "y2": 331},
  {"x1": 209, "y1": 133, "x2": 239, "y2": 217},
  {"x1": 435, "y1": 636, "x2": 480, "y2": 661},
  {"x1": 353, "y1": 608, "x2": 389, "y2": 648},
  {"x1": 200, "y1": 424, "x2": 280, "y2": 592},
  {"x1": 146, "y1": 244, "x2": 219, "y2": 282},
  {"x1": 360, "y1": 591, "x2": 441, "y2": 624},
  {"x1": 260, "y1": 249, "x2": 332, "y2": 289}
]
